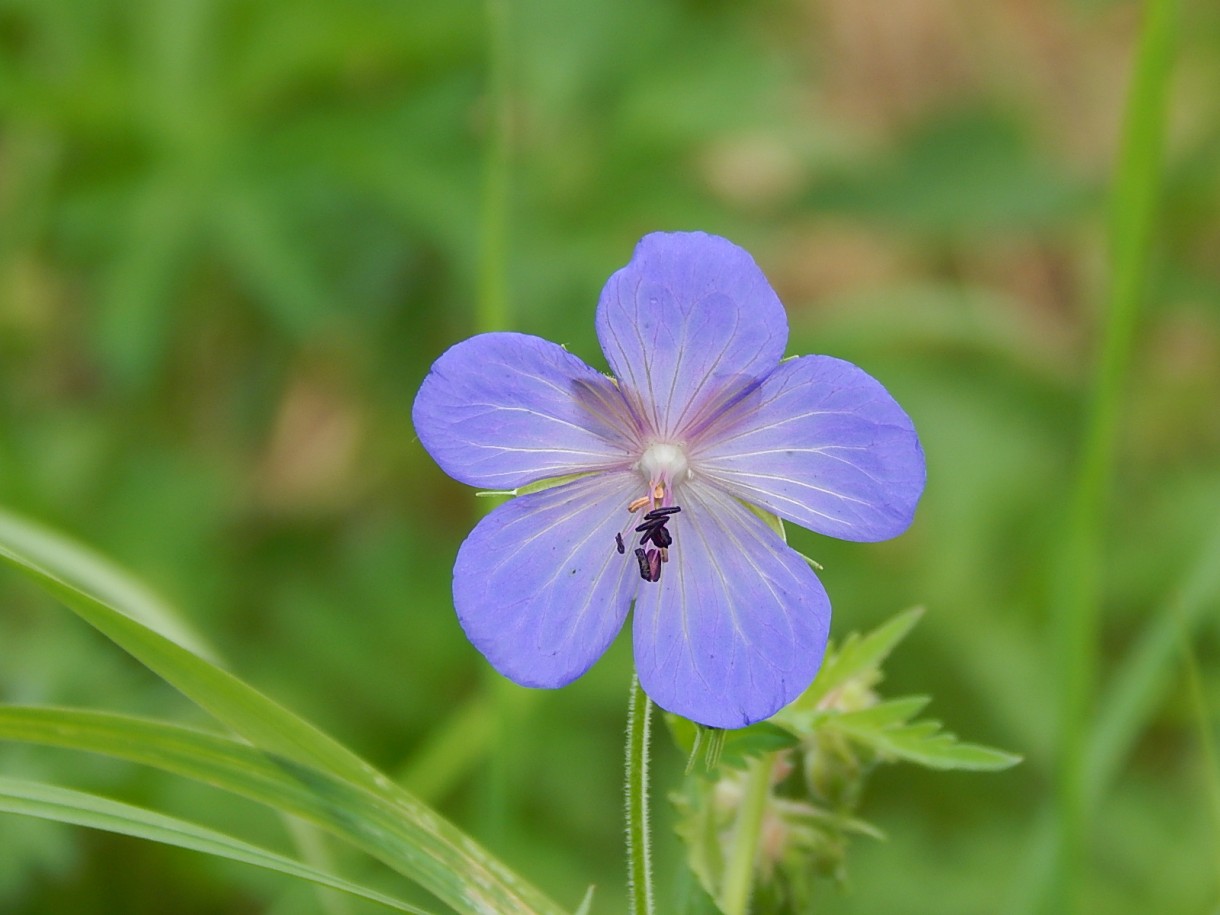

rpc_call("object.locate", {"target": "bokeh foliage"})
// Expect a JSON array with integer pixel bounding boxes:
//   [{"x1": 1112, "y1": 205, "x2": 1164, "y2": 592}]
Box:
[{"x1": 2, "y1": 0, "x2": 1219, "y2": 912}]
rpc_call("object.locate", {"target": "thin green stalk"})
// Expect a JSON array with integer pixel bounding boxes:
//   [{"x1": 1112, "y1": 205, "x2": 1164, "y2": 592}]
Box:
[
  {"x1": 1007, "y1": 514, "x2": 1220, "y2": 915},
  {"x1": 720, "y1": 755, "x2": 772, "y2": 915},
  {"x1": 1179, "y1": 632, "x2": 1220, "y2": 894},
  {"x1": 398, "y1": 694, "x2": 493, "y2": 804},
  {"x1": 1048, "y1": 0, "x2": 1177, "y2": 909},
  {"x1": 626, "y1": 675, "x2": 655, "y2": 915},
  {"x1": 478, "y1": 0, "x2": 511, "y2": 333},
  {"x1": 1086, "y1": 517, "x2": 1220, "y2": 804},
  {"x1": 477, "y1": 0, "x2": 515, "y2": 846}
]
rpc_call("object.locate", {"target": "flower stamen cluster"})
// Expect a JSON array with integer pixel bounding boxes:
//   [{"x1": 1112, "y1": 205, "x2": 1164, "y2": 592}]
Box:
[{"x1": 631, "y1": 505, "x2": 681, "y2": 582}]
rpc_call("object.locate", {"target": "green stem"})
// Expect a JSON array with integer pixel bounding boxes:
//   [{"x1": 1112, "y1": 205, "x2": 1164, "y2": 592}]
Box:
[
  {"x1": 476, "y1": 0, "x2": 515, "y2": 847},
  {"x1": 478, "y1": 0, "x2": 511, "y2": 333},
  {"x1": 625, "y1": 675, "x2": 655, "y2": 915},
  {"x1": 721, "y1": 754, "x2": 772, "y2": 915},
  {"x1": 1180, "y1": 631, "x2": 1220, "y2": 893},
  {"x1": 1049, "y1": 0, "x2": 1177, "y2": 909}
]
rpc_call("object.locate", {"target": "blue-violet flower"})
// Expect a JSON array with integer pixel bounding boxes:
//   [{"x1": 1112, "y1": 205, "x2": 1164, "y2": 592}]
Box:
[{"x1": 412, "y1": 232, "x2": 925, "y2": 728}]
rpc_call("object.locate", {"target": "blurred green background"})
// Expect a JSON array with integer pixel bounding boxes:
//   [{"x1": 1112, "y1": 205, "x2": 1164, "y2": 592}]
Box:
[{"x1": 2, "y1": 0, "x2": 1218, "y2": 912}]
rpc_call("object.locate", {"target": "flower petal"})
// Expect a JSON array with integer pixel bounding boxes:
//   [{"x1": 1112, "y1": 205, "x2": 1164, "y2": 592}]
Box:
[
  {"x1": 453, "y1": 472, "x2": 640, "y2": 688},
  {"x1": 412, "y1": 332, "x2": 639, "y2": 489},
  {"x1": 631, "y1": 482, "x2": 831, "y2": 728},
  {"x1": 695, "y1": 355, "x2": 925, "y2": 542},
  {"x1": 595, "y1": 232, "x2": 788, "y2": 440}
]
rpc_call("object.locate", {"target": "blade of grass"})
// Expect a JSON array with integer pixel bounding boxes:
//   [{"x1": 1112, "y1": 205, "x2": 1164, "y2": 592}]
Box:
[
  {"x1": 0, "y1": 704, "x2": 533, "y2": 911},
  {"x1": 0, "y1": 776, "x2": 434, "y2": 915},
  {"x1": 0, "y1": 543, "x2": 568, "y2": 915},
  {"x1": 1010, "y1": 509, "x2": 1220, "y2": 914},
  {"x1": 1086, "y1": 516, "x2": 1220, "y2": 802},
  {"x1": 0, "y1": 507, "x2": 216, "y2": 661},
  {"x1": 0, "y1": 505, "x2": 353, "y2": 915},
  {"x1": 1047, "y1": 0, "x2": 1178, "y2": 908},
  {"x1": 397, "y1": 693, "x2": 493, "y2": 804},
  {"x1": 1180, "y1": 637, "x2": 1220, "y2": 896}
]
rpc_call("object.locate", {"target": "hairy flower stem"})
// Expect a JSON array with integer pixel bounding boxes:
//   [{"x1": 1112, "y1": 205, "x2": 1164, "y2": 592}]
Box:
[
  {"x1": 721, "y1": 754, "x2": 773, "y2": 915},
  {"x1": 625, "y1": 675, "x2": 655, "y2": 915}
]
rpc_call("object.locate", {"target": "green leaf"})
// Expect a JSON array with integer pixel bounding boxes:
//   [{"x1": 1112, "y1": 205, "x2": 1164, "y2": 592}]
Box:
[
  {"x1": 830, "y1": 712, "x2": 1021, "y2": 772},
  {"x1": 0, "y1": 776, "x2": 433, "y2": 914},
  {"x1": 0, "y1": 539, "x2": 567, "y2": 915},
  {"x1": 792, "y1": 607, "x2": 924, "y2": 712},
  {"x1": 766, "y1": 609, "x2": 1020, "y2": 773},
  {"x1": 0, "y1": 706, "x2": 527, "y2": 907},
  {"x1": 829, "y1": 696, "x2": 930, "y2": 730},
  {"x1": 671, "y1": 778, "x2": 729, "y2": 907},
  {"x1": 0, "y1": 507, "x2": 217, "y2": 662}
]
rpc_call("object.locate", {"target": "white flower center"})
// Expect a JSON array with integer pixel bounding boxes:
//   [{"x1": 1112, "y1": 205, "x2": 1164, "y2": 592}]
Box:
[{"x1": 638, "y1": 442, "x2": 689, "y2": 488}]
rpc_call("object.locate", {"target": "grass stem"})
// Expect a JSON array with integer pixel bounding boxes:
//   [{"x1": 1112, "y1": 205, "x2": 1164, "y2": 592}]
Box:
[{"x1": 1048, "y1": 0, "x2": 1178, "y2": 908}]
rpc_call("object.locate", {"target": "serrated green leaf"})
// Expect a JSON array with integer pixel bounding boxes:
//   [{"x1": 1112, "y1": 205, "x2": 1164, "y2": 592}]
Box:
[
  {"x1": 0, "y1": 540, "x2": 567, "y2": 915},
  {"x1": 670, "y1": 780, "x2": 728, "y2": 906},
  {"x1": 797, "y1": 607, "x2": 925, "y2": 710},
  {"x1": 832, "y1": 715, "x2": 1021, "y2": 772},
  {"x1": 0, "y1": 776, "x2": 433, "y2": 914},
  {"x1": 830, "y1": 696, "x2": 931, "y2": 730}
]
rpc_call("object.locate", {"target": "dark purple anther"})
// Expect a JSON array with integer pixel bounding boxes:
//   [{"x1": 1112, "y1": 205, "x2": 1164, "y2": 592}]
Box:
[
  {"x1": 635, "y1": 502, "x2": 680, "y2": 548},
  {"x1": 643, "y1": 506, "x2": 681, "y2": 519},
  {"x1": 615, "y1": 532, "x2": 625, "y2": 554},
  {"x1": 646, "y1": 548, "x2": 662, "y2": 582},
  {"x1": 630, "y1": 503, "x2": 680, "y2": 581},
  {"x1": 634, "y1": 547, "x2": 653, "y2": 582},
  {"x1": 649, "y1": 525, "x2": 672, "y2": 548}
]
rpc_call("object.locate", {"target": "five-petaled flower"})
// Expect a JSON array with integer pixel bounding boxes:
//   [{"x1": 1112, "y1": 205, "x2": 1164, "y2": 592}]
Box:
[{"x1": 412, "y1": 232, "x2": 925, "y2": 728}]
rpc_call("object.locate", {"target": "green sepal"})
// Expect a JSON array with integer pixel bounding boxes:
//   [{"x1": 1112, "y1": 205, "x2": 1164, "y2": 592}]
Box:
[
  {"x1": 475, "y1": 471, "x2": 597, "y2": 499},
  {"x1": 665, "y1": 714, "x2": 798, "y2": 776},
  {"x1": 742, "y1": 501, "x2": 787, "y2": 543}
]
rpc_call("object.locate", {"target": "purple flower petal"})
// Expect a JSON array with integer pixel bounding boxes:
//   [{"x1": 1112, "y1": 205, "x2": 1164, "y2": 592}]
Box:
[
  {"x1": 631, "y1": 482, "x2": 831, "y2": 728},
  {"x1": 695, "y1": 355, "x2": 925, "y2": 542},
  {"x1": 453, "y1": 472, "x2": 641, "y2": 688},
  {"x1": 412, "y1": 332, "x2": 639, "y2": 489},
  {"x1": 596, "y1": 232, "x2": 788, "y2": 440}
]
